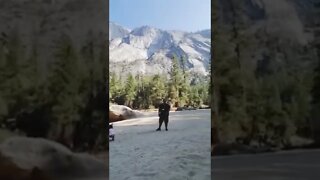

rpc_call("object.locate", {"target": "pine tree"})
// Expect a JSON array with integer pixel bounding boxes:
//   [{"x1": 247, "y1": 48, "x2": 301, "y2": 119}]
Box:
[
  {"x1": 0, "y1": 29, "x2": 30, "y2": 119},
  {"x1": 48, "y1": 34, "x2": 82, "y2": 130},
  {"x1": 169, "y1": 55, "x2": 183, "y2": 106},
  {"x1": 109, "y1": 72, "x2": 120, "y2": 102},
  {"x1": 149, "y1": 74, "x2": 166, "y2": 107},
  {"x1": 124, "y1": 73, "x2": 137, "y2": 107}
]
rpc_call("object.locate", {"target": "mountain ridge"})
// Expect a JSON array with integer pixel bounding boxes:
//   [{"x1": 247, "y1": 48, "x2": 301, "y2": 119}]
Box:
[{"x1": 109, "y1": 22, "x2": 211, "y2": 77}]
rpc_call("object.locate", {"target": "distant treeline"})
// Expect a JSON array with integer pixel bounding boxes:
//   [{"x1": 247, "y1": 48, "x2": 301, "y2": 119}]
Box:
[
  {"x1": 0, "y1": 29, "x2": 107, "y2": 152},
  {"x1": 109, "y1": 55, "x2": 211, "y2": 109}
]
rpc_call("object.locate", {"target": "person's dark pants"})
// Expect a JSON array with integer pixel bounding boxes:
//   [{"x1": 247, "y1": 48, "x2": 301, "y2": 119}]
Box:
[
  {"x1": 158, "y1": 115, "x2": 169, "y2": 130},
  {"x1": 164, "y1": 116, "x2": 169, "y2": 129}
]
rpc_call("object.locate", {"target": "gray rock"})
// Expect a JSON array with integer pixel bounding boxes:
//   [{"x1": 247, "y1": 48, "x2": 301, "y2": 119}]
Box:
[
  {"x1": 110, "y1": 104, "x2": 144, "y2": 119},
  {"x1": 0, "y1": 137, "x2": 107, "y2": 179}
]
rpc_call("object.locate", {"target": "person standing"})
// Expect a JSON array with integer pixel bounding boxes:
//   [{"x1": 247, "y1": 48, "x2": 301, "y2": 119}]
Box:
[{"x1": 156, "y1": 99, "x2": 171, "y2": 131}]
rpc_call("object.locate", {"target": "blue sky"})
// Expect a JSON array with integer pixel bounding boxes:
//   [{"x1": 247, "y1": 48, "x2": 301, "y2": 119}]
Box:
[{"x1": 110, "y1": 0, "x2": 211, "y2": 32}]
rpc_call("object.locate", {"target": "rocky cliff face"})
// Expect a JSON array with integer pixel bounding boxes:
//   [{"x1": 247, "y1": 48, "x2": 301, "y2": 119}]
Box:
[{"x1": 109, "y1": 23, "x2": 211, "y2": 77}]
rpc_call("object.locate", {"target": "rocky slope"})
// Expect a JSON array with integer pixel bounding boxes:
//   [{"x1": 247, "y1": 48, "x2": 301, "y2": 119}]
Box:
[{"x1": 109, "y1": 22, "x2": 211, "y2": 77}]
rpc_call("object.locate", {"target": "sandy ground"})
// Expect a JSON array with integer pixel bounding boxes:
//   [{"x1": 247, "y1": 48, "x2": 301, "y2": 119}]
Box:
[
  {"x1": 212, "y1": 149, "x2": 320, "y2": 180},
  {"x1": 109, "y1": 109, "x2": 211, "y2": 180}
]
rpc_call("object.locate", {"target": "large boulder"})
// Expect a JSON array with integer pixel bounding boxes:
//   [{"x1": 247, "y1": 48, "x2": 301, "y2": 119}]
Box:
[
  {"x1": 0, "y1": 137, "x2": 107, "y2": 180},
  {"x1": 109, "y1": 110, "x2": 125, "y2": 123},
  {"x1": 0, "y1": 152, "x2": 51, "y2": 180},
  {"x1": 109, "y1": 105, "x2": 144, "y2": 120}
]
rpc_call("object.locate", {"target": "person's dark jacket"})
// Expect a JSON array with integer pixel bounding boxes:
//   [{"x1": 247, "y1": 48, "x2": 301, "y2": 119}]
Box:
[{"x1": 158, "y1": 103, "x2": 170, "y2": 117}]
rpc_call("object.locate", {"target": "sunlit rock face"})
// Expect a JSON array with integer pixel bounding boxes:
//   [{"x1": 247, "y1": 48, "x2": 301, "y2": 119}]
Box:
[{"x1": 109, "y1": 23, "x2": 211, "y2": 78}]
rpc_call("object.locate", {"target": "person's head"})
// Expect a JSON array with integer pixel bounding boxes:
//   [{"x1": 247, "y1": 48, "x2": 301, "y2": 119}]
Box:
[
  {"x1": 164, "y1": 98, "x2": 170, "y2": 104},
  {"x1": 109, "y1": 124, "x2": 113, "y2": 129}
]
